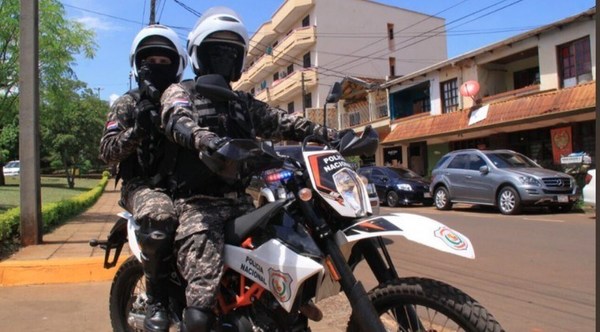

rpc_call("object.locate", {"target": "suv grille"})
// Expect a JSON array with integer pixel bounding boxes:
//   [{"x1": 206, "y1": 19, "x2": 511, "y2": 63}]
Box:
[{"x1": 542, "y1": 177, "x2": 572, "y2": 188}]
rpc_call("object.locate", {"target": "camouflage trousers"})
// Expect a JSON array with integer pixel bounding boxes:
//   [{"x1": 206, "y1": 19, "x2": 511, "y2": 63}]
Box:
[
  {"x1": 121, "y1": 178, "x2": 177, "y2": 233},
  {"x1": 174, "y1": 194, "x2": 254, "y2": 309}
]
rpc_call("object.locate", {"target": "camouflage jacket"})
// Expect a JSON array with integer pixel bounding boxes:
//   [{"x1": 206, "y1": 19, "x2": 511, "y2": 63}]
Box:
[
  {"x1": 99, "y1": 91, "x2": 163, "y2": 182},
  {"x1": 159, "y1": 80, "x2": 334, "y2": 196}
]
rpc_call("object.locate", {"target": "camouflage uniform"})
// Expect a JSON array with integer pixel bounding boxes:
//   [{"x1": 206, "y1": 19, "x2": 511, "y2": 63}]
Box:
[
  {"x1": 99, "y1": 93, "x2": 176, "y2": 230},
  {"x1": 160, "y1": 81, "x2": 333, "y2": 309}
]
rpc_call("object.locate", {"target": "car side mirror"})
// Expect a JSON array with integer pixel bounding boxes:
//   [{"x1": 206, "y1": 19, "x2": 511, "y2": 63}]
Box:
[
  {"x1": 479, "y1": 165, "x2": 489, "y2": 174},
  {"x1": 382, "y1": 176, "x2": 389, "y2": 182}
]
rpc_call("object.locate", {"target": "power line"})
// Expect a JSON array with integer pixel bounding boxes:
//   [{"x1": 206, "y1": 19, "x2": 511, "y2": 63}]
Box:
[
  {"x1": 173, "y1": 0, "x2": 201, "y2": 17},
  {"x1": 330, "y1": 0, "x2": 523, "y2": 73}
]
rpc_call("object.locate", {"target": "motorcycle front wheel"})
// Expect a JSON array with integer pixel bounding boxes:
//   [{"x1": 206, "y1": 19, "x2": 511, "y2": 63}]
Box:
[
  {"x1": 347, "y1": 277, "x2": 504, "y2": 332},
  {"x1": 109, "y1": 255, "x2": 146, "y2": 332}
]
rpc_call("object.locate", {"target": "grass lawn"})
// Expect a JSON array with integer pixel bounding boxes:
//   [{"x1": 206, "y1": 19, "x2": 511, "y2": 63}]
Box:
[{"x1": 0, "y1": 176, "x2": 102, "y2": 213}]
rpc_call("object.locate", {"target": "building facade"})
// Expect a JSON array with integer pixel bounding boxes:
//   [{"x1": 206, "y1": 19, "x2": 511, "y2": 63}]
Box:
[
  {"x1": 232, "y1": 0, "x2": 448, "y2": 116},
  {"x1": 349, "y1": 8, "x2": 595, "y2": 177}
]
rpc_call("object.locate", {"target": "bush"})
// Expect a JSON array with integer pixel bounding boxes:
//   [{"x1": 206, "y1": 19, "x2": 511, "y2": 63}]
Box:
[{"x1": 0, "y1": 174, "x2": 109, "y2": 244}]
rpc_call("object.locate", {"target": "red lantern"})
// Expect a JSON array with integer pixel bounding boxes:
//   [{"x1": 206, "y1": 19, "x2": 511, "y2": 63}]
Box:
[{"x1": 460, "y1": 80, "x2": 480, "y2": 97}]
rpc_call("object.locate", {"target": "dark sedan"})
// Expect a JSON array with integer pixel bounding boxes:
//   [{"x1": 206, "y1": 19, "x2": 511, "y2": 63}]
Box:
[{"x1": 358, "y1": 166, "x2": 433, "y2": 207}]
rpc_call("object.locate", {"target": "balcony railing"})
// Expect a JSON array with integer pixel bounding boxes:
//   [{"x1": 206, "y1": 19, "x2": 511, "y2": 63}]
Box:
[
  {"x1": 341, "y1": 101, "x2": 389, "y2": 129},
  {"x1": 273, "y1": 26, "x2": 316, "y2": 65},
  {"x1": 247, "y1": 53, "x2": 274, "y2": 84},
  {"x1": 270, "y1": 68, "x2": 316, "y2": 102},
  {"x1": 272, "y1": 0, "x2": 314, "y2": 33}
]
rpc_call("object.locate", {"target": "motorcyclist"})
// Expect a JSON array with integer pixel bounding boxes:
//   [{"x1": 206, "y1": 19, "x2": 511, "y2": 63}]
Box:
[
  {"x1": 99, "y1": 24, "x2": 188, "y2": 332},
  {"x1": 158, "y1": 7, "x2": 336, "y2": 332}
]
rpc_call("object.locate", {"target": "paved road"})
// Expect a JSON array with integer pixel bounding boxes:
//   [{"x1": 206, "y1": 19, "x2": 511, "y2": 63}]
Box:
[{"x1": 0, "y1": 206, "x2": 594, "y2": 332}]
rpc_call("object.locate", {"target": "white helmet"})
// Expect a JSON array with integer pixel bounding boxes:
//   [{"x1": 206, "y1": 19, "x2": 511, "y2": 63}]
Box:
[
  {"x1": 187, "y1": 7, "x2": 249, "y2": 81},
  {"x1": 129, "y1": 24, "x2": 188, "y2": 82}
]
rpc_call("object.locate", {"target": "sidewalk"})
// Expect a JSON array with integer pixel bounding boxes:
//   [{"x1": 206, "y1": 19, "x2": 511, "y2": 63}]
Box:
[{"x1": 0, "y1": 179, "x2": 129, "y2": 286}]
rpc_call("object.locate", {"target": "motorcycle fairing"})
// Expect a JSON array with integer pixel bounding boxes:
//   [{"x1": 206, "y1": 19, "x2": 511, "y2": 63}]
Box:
[
  {"x1": 303, "y1": 149, "x2": 372, "y2": 217},
  {"x1": 223, "y1": 239, "x2": 324, "y2": 312},
  {"x1": 337, "y1": 213, "x2": 475, "y2": 259}
]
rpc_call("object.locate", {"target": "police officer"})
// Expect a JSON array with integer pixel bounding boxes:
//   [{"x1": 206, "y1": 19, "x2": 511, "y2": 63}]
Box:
[
  {"x1": 158, "y1": 7, "x2": 336, "y2": 332},
  {"x1": 99, "y1": 25, "x2": 188, "y2": 332}
]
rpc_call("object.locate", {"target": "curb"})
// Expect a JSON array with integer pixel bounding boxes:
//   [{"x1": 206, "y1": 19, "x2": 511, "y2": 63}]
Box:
[{"x1": 0, "y1": 257, "x2": 123, "y2": 287}]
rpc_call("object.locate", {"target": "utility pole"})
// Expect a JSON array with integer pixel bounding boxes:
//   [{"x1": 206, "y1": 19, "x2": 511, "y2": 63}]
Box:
[
  {"x1": 301, "y1": 72, "x2": 306, "y2": 118},
  {"x1": 19, "y1": 0, "x2": 42, "y2": 245},
  {"x1": 149, "y1": 0, "x2": 156, "y2": 24}
]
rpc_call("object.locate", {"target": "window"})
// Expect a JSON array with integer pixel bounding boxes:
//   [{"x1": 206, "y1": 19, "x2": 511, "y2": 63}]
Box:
[
  {"x1": 260, "y1": 80, "x2": 267, "y2": 89},
  {"x1": 447, "y1": 154, "x2": 469, "y2": 169},
  {"x1": 303, "y1": 92, "x2": 312, "y2": 109},
  {"x1": 558, "y1": 36, "x2": 592, "y2": 88},
  {"x1": 287, "y1": 102, "x2": 294, "y2": 114},
  {"x1": 287, "y1": 64, "x2": 294, "y2": 75},
  {"x1": 349, "y1": 112, "x2": 360, "y2": 126},
  {"x1": 468, "y1": 154, "x2": 486, "y2": 170},
  {"x1": 303, "y1": 52, "x2": 311, "y2": 68},
  {"x1": 440, "y1": 78, "x2": 459, "y2": 113},
  {"x1": 273, "y1": 72, "x2": 279, "y2": 82},
  {"x1": 250, "y1": 88, "x2": 255, "y2": 95},
  {"x1": 302, "y1": 15, "x2": 310, "y2": 27},
  {"x1": 389, "y1": 57, "x2": 396, "y2": 77},
  {"x1": 387, "y1": 23, "x2": 394, "y2": 40}
]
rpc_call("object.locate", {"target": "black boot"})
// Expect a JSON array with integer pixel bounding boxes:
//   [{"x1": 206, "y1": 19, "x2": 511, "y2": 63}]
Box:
[
  {"x1": 181, "y1": 307, "x2": 214, "y2": 332},
  {"x1": 136, "y1": 227, "x2": 175, "y2": 332},
  {"x1": 144, "y1": 277, "x2": 170, "y2": 332}
]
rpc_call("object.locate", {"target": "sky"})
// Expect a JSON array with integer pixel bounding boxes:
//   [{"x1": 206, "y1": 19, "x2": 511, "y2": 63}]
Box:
[{"x1": 61, "y1": 0, "x2": 595, "y2": 103}]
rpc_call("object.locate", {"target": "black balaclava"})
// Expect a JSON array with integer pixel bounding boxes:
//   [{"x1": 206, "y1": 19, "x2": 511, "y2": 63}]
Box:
[{"x1": 135, "y1": 36, "x2": 180, "y2": 93}]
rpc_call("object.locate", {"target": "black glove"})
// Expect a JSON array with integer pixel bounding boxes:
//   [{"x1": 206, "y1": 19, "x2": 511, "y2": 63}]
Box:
[
  {"x1": 205, "y1": 136, "x2": 230, "y2": 153},
  {"x1": 132, "y1": 99, "x2": 156, "y2": 135}
]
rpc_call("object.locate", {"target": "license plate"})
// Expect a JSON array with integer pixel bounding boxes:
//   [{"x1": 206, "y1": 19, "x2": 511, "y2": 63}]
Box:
[
  {"x1": 557, "y1": 195, "x2": 568, "y2": 203},
  {"x1": 424, "y1": 192, "x2": 431, "y2": 198}
]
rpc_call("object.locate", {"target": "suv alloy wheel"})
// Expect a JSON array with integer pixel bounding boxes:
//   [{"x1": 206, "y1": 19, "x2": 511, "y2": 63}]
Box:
[{"x1": 434, "y1": 186, "x2": 452, "y2": 210}]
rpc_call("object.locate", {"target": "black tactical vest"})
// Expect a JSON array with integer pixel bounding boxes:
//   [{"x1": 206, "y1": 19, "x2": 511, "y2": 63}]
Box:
[{"x1": 169, "y1": 84, "x2": 257, "y2": 197}]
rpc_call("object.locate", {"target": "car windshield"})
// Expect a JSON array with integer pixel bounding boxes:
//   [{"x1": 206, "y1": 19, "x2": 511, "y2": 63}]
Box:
[
  {"x1": 387, "y1": 167, "x2": 421, "y2": 179},
  {"x1": 5, "y1": 161, "x2": 18, "y2": 168},
  {"x1": 487, "y1": 152, "x2": 540, "y2": 168}
]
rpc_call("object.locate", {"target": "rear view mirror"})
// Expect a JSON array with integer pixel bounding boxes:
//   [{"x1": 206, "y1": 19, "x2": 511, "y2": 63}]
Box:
[{"x1": 326, "y1": 82, "x2": 342, "y2": 104}]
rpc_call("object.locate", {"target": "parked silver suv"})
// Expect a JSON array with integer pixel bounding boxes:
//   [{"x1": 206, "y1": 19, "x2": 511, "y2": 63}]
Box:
[{"x1": 430, "y1": 149, "x2": 579, "y2": 214}]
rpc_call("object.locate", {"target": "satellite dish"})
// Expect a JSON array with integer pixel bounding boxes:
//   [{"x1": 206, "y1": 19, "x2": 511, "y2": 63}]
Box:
[{"x1": 460, "y1": 80, "x2": 480, "y2": 98}]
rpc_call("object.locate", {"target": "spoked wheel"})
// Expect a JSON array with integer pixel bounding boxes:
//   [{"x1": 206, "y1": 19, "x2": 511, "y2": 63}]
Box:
[
  {"x1": 386, "y1": 191, "x2": 400, "y2": 207},
  {"x1": 434, "y1": 187, "x2": 452, "y2": 210},
  {"x1": 497, "y1": 186, "x2": 521, "y2": 215},
  {"x1": 109, "y1": 256, "x2": 147, "y2": 332},
  {"x1": 347, "y1": 277, "x2": 504, "y2": 332}
]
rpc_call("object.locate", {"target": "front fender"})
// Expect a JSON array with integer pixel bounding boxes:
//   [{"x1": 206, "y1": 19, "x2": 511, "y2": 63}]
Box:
[
  {"x1": 118, "y1": 211, "x2": 142, "y2": 261},
  {"x1": 336, "y1": 213, "x2": 475, "y2": 259}
]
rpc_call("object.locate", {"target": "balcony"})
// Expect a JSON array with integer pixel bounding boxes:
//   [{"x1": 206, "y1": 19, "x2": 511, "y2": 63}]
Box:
[
  {"x1": 270, "y1": 68, "x2": 317, "y2": 102},
  {"x1": 247, "y1": 53, "x2": 274, "y2": 84},
  {"x1": 231, "y1": 76, "x2": 253, "y2": 91},
  {"x1": 273, "y1": 26, "x2": 316, "y2": 65},
  {"x1": 254, "y1": 87, "x2": 272, "y2": 104},
  {"x1": 341, "y1": 100, "x2": 389, "y2": 129},
  {"x1": 248, "y1": 21, "x2": 276, "y2": 57},
  {"x1": 272, "y1": 0, "x2": 314, "y2": 33}
]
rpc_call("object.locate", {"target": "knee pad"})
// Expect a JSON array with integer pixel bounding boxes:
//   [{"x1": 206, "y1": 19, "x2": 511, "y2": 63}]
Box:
[
  {"x1": 136, "y1": 228, "x2": 175, "y2": 280},
  {"x1": 182, "y1": 307, "x2": 214, "y2": 332}
]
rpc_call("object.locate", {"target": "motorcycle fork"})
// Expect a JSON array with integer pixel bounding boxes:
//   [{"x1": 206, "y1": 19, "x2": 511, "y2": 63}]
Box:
[
  {"x1": 356, "y1": 238, "x2": 424, "y2": 330},
  {"x1": 296, "y1": 199, "x2": 386, "y2": 332}
]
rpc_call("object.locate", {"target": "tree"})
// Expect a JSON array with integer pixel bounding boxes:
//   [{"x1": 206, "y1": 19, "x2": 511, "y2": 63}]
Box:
[
  {"x1": 42, "y1": 78, "x2": 107, "y2": 188},
  {"x1": 0, "y1": 0, "x2": 97, "y2": 185}
]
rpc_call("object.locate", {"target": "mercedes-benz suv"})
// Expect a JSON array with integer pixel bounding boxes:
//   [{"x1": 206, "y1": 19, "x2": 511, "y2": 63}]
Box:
[{"x1": 430, "y1": 149, "x2": 579, "y2": 214}]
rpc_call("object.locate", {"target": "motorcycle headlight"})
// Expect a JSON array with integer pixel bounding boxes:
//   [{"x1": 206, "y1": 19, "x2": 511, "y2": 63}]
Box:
[
  {"x1": 397, "y1": 183, "x2": 413, "y2": 191},
  {"x1": 519, "y1": 176, "x2": 541, "y2": 186},
  {"x1": 332, "y1": 169, "x2": 368, "y2": 217}
]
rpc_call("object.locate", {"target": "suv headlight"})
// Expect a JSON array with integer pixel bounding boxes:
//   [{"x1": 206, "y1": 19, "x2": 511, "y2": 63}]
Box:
[
  {"x1": 397, "y1": 183, "x2": 413, "y2": 191},
  {"x1": 519, "y1": 176, "x2": 541, "y2": 186}
]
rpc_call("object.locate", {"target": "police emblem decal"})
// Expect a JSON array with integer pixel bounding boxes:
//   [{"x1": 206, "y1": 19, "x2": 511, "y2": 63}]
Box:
[
  {"x1": 434, "y1": 226, "x2": 468, "y2": 251},
  {"x1": 268, "y1": 268, "x2": 293, "y2": 303}
]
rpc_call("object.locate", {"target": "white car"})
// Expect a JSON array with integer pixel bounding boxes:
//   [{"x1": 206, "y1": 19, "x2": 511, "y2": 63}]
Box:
[
  {"x1": 2, "y1": 160, "x2": 20, "y2": 177},
  {"x1": 583, "y1": 169, "x2": 595, "y2": 208}
]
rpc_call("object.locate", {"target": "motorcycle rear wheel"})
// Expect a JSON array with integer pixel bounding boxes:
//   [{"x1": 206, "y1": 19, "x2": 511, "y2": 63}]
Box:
[
  {"x1": 347, "y1": 277, "x2": 504, "y2": 332},
  {"x1": 109, "y1": 255, "x2": 146, "y2": 332}
]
